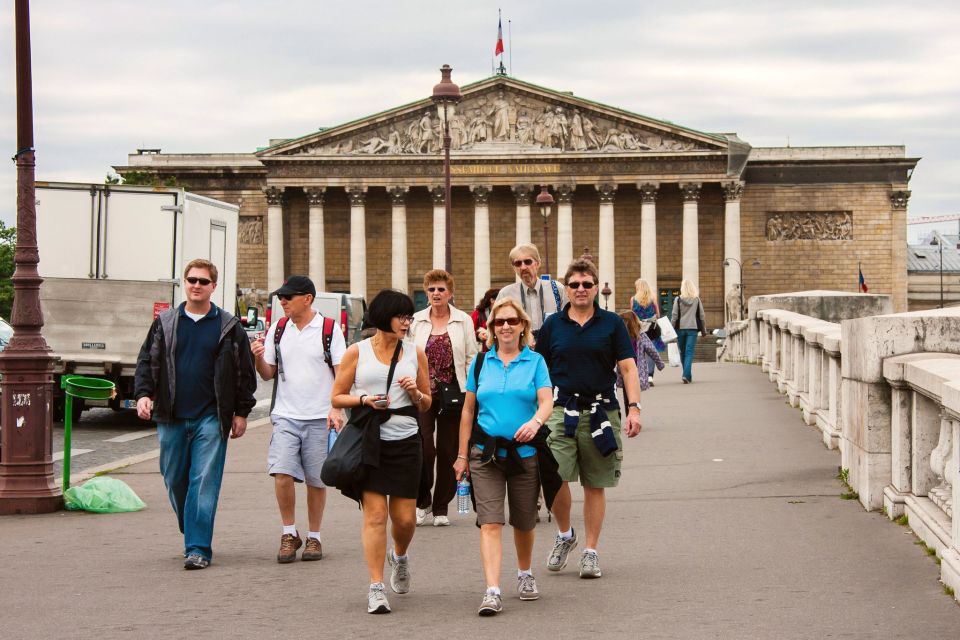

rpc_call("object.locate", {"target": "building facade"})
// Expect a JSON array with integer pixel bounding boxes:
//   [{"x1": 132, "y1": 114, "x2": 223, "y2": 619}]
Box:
[{"x1": 116, "y1": 74, "x2": 917, "y2": 326}]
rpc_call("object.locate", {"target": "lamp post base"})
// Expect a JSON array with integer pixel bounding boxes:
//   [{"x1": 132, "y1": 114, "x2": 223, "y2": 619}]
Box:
[{"x1": 0, "y1": 493, "x2": 62, "y2": 515}]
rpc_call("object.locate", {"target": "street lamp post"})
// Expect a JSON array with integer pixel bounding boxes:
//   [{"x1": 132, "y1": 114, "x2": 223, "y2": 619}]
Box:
[
  {"x1": 431, "y1": 64, "x2": 461, "y2": 274},
  {"x1": 0, "y1": 0, "x2": 61, "y2": 514},
  {"x1": 601, "y1": 282, "x2": 612, "y2": 310},
  {"x1": 536, "y1": 185, "x2": 554, "y2": 276},
  {"x1": 723, "y1": 257, "x2": 761, "y2": 321}
]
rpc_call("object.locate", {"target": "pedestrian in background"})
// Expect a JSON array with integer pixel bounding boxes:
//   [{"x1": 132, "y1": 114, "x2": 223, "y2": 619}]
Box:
[
  {"x1": 617, "y1": 311, "x2": 664, "y2": 398},
  {"x1": 496, "y1": 243, "x2": 568, "y2": 342},
  {"x1": 471, "y1": 287, "x2": 500, "y2": 352},
  {"x1": 631, "y1": 278, "x2": 664, "y2": 386},
  {"x1": 670, "y1": 279, "x2": 707, "y2": 384},
  {"x1": 331, "y1": 289, "x2": 432, "y2": 614},
  {"x1": 410, "y1": 270, "x2": 478, "y2": 527},
  {"x1": 251, "y1": 275, "x2": 345, "y2": 564},
  {"x1": 134, "y1": 259, "x2": 256, "y2": 570},
  {"x1": 454, "y1": 298, "x2": 557, "y2": 616}
]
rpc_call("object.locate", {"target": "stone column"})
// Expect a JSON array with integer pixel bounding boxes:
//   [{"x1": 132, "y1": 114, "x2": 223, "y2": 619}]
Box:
[
  {"x1": 305, "y1": 187, "x2": 326, "y2": 291},
  {"x1": 389, "y1": 186, "x2": 408, "y2": 293},
  {"x1": 638, "y1": 183, "x2": 659, "y2": 296},
  {"x1": 431, "y1": 186, "x2": 445, "y2": 269},
  {"x1": 348, "y1": 187, "x2": 367, "y2": 297},
  {"x1": 472, "y1": 185, "x2": 492, "y2": 301},
  {"x1": 597, "y1": 183, "x2": 617, "y2": 306},
  {"x1": 890, "y1": 190, "x2": 911, "y2": 312},
  {"x1": 513, "y1": 184, "x2": 532, "y2": 247},
  {"x1": 723, "y1": 181, "x2": 744, "y2": 303},
  {"x1": 556, "y1": 184, "x2": 574, "y2": 276},
  {"x1": 264, "y1": 186, "x2": 285, "y2": 289},
  {"x1": 680, "y1": 182, "x2": 702, "y2": 288}
]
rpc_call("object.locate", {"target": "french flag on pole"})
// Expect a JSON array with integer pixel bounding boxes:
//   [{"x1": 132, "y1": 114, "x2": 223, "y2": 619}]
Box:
[
  {"x1": 859, "y1": 264, "x2": 869, "y2": 293},
  {"x1": 495, "y1": 15, "x2": 504, "y2": 56}
]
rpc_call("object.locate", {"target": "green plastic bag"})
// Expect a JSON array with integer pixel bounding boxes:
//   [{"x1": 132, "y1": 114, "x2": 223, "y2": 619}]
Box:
[{"x1": 64, "y1": 476, "x2": 146, "y2": 513}]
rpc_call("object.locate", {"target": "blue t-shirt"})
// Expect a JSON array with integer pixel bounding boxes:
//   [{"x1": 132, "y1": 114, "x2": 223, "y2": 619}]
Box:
[
  {"x1": 466, "y1": 346, "x2": 552, "y2": 458},
  {"x1": 535, "y1": 304, "x2": 634, "y2": 395},
  {"x1": 173, "y1": 303, "x2": 221, "y2": 420}
]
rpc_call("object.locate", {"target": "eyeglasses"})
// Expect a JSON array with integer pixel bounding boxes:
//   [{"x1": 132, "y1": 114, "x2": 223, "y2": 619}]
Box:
[
  {"x1": 185, "y1": 277, "x2": 213, "y2": 286},
  {"x1": 567, "y1": 281, "x2": 595, "y2": 290},
  {"x1": 427, "y1": 286, "x2": 447, "y2": 293},
  {"x1": 277, "y1": 293, "x2": 306, "y2": 301},
  {"x1": 512, "y1": 258, "x2": 535, "y2": 268},
  {"x1": 492, "y1": 317, "x2": 522, "y2": 327},
  {"x1": 396, "y1": 315, "x2": 414, "y2": 324}
]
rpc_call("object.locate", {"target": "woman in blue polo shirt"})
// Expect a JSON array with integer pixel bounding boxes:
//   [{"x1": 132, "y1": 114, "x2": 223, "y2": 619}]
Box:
[{"x1": 454, "y1": 298, "x2": 556, "y2": 617}]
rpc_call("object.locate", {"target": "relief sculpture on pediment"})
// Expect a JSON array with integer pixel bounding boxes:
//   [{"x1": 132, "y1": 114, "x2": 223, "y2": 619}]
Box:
[{"x1": 287, "y1": 87, "x2": 710, "y2": 157}]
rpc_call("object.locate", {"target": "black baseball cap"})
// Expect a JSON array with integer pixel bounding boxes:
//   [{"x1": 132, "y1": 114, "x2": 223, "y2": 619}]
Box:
[{"x1": 273, "y1": 275, "x2": 316, "y2": 298}]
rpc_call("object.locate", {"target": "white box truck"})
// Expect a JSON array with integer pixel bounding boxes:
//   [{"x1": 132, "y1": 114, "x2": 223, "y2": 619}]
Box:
[{"x1": 34, "y1": 181, "x2": 239, "y2": 419}]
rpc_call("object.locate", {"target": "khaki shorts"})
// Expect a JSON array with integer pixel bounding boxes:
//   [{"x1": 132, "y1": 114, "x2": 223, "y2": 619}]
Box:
[
  {"x1": 468, "y1": 446, "x2": 540, "y2": 531},
  {"x1": 546, "y1": 406, "x2": 623, "y2": 488}
]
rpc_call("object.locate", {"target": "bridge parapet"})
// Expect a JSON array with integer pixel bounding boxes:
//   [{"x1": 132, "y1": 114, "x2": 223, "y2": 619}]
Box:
[{"x1": 727, "y1": 293, "x2": 960, "y2": 603}]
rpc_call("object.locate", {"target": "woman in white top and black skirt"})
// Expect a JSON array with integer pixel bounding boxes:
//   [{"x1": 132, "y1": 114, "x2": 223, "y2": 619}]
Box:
[{"x1": 332, "y1": 289, "x2": 432, "y2": 614}]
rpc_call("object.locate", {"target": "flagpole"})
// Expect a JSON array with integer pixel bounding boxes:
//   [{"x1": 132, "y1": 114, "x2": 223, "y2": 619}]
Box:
[
  {"x1": 508, "y1": 19, "x2": 512, "y2": 75},
  {"x1": 857, "y1": 261, "x2": 860, "y2": 292}
]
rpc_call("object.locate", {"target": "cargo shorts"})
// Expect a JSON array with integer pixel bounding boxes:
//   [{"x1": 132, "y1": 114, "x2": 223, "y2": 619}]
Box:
[
  {"x1": 545, "y1": 406, "x2": 623, "y2": 488},
  {"x1": 267, "y1": 416, "x2": 330, "y2": 487}
]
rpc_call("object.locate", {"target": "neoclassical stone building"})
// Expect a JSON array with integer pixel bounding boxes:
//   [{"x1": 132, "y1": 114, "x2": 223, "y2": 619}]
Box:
[{"x1": 116, "y1": 73, "x2": 917, "y2": 326}]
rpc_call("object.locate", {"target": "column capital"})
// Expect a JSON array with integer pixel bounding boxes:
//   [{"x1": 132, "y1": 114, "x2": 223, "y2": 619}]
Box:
[
  {"x1": 264, "y1": 186, "x2": 284, "y2": 206},
  {"x1": 471, "y1": 185, "x2": 491, "y2": 205},
  {"x1": 597, "y1": 183, "x2": 617, "y2": 204},
  {"x1": 512, "y1": 184, "x2": 533, "y2": 205},
  {"x1": 722, "y1": 181, "x2": 744, "y2": 202},
  {"x1": 388, "y1": 186, "x2": 408, "y2": 205},
  {"x1": 680, "y1": 182, "x2": 702, "y2": 202},
  {"x1": 304, "y1": 187, "x2": 326, "y2": 206},
  {"x1": 556, "y1": 184, "x2": 575, "y2": 204},
  {"x1": 890, "y1": 190, "x2": 911, "y2": 209},
  {"x1": 430, "y1": 185, "x2": 445, "y2": 206},
  {"x1": 638, "y1": 182, "x2": 659, "y2": 203},
  {"x1": 347, "y1": 186, "x2": 367, "y2": 206}
]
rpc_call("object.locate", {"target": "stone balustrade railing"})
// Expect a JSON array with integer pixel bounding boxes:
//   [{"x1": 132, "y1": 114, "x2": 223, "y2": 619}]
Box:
[{"x1": 723, "y1": 293, "x2": 960, "y2": 601}]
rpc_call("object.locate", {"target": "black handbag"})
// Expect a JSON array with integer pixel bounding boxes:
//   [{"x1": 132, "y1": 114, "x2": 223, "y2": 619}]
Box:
[
  {"x1": 645, "y1": 320, "x2": 661, "y2": 341},
  {"x1": 434, "y1": 377, "x2": 465, "y2": 415},
  {"x1": 321, "y1": 340, "x2": 403, "y2": 489}
]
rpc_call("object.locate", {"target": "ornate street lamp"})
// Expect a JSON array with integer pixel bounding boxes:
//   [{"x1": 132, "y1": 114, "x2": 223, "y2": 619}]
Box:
[
  {"x1": 536, "y1": 185, "x2": 554, "y2": 276},
  {"x1": 601, "y1": 282, "x2": 612, "y2": 310},
  {"x1": 0, "y1": 0, "x2": 60, "y2": 514},
  {"x1": 431, "y1": 64, "x2": 461, "y2": 274},
  {"x1": 723, "y1": 257, "x2": 761, "y2": 320}
]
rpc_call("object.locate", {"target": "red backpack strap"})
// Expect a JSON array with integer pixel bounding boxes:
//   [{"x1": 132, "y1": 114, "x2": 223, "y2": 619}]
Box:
[
  {"x1": 322, "y1": 316, "x2": 336, "y2": 374},
  {"x1": 269, "y1": 316, "x2": 290, "y2": 412}
]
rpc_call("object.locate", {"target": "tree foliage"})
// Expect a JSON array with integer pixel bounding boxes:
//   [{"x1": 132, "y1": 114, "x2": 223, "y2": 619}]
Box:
[
  {"x1": 0, "y1": 221, "x2": 16, "y2": 319},
  {"x1": 116, "y1": 170, "x2": 178, "y2": 187}
]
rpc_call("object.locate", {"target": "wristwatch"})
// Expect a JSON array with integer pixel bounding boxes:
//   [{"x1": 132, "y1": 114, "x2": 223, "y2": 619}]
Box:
[
  {"x1": 534, "y1": 416, "x2": 544, "y2": 426},
  {"x1": 627, "y1": 402, "x2": 641, "y2": 411}
]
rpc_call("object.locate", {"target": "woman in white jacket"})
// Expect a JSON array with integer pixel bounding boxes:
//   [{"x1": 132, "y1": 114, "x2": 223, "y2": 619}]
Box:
[{"x1": 410, "y1": 270, "x2": 479, "y2": 526}]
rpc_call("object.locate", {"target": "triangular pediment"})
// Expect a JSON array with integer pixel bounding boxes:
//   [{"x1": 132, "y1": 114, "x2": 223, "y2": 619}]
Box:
[{"x1": 258, "y1": 76, "x2": 731, "y2": 160}]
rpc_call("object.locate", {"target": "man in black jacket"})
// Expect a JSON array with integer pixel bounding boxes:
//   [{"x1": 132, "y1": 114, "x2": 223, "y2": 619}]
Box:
[{"x1": 134, "y1": 259, "x2": 257, "y2": 570}]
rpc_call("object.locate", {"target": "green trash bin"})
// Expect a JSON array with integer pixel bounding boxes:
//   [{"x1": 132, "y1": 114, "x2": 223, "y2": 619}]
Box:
[{"x1": 60, "y1": 375, "x2": 116, "y2": 491}]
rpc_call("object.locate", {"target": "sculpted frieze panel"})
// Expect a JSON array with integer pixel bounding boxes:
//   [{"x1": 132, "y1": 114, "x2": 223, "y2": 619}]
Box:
[
  {"x1": 282, "y1": 87, "x2": 714, "y2": 158},
  {"x1": 765, "y1": 211, "x2": 852, "y2": 241},
  {"x1": 238, "y1": 217, "x2": 264, "y2": 245}
]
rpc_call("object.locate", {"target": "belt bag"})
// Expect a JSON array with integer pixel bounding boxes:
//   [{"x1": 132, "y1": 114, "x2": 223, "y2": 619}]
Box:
[{"x1": 435, "y1": 378, "x2": 465, "y2": 415}]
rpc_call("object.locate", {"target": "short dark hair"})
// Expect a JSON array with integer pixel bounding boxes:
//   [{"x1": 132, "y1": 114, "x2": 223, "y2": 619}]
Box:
[
  {"x1": 367, "y1": 289, "x2": 415, "y2": 332},
  {"x1": 184, "y1": 258, "x2": 218, "y2": 283},
  {"x1": 563, "y1": 259, "x2": 598, "y2": 285}
]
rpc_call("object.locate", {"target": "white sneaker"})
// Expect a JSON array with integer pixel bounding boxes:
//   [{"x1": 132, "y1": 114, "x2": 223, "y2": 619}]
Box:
[
  {"x1": 416, "y1": 508, "x2": 428, "y2": 526},
  {"x1": 367, "y1": 583, "x2": 391, "y2": 614},
  {"x1": 432, "y1": 515, "x2": 451, "y2": 527}
]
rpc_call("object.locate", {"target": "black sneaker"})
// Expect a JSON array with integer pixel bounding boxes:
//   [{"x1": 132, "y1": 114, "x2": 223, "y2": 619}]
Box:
[{"x1": 184, "y1": 554, "x2": 210, "y2": 570}]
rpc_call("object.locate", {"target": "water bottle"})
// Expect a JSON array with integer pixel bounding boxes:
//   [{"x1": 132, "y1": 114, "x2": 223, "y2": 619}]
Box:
[
  {"x1": 456, "y1": 474, "x2": 471, "y2": 515},
  {"x1": 327, "y1": 428, "x2": 338, "y2": 453}
]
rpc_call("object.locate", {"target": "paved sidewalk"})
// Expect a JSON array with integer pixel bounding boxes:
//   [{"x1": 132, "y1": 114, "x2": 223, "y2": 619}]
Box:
[{"x1": 1, "y1": 363, "x2": 958, "y2": 639}]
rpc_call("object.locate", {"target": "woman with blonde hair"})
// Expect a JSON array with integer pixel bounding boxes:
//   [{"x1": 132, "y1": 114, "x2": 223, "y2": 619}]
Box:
[
  {"x1": 670, "y1": 279, "x2": 706, "y2": 384},
  {"x1": 454, "y1": 297, "x2": 557, "y2": 616},
  {"x1": 631, "y1": 278, "x2": 664, "y2": 386}
]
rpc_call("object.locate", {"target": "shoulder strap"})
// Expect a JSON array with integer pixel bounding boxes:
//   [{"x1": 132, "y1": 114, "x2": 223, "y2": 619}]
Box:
[
  {"x1": 321, "y1": 317, "x2": 336, "y2": 374},
  {"x1": 550, "y1": 280, "x2": 561, "y2": 312},
  {"x1": 269, "y1": 316, "x2": 290, "y2": 412},
  {"x1": 385, "y1": 340, "x2": 403, "y2": 394},
  {"x1": 473, "y1": 351, "x2": 487, "y2": 388}
]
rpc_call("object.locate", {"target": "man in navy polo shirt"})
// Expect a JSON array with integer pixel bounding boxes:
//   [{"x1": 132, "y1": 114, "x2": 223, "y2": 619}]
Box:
[
  {"x1": 135, "y1": 259, "x2": 257, "y2": 570},
  {"x1": 535, "y1": 258, "x2": 643, "y2": 579}
]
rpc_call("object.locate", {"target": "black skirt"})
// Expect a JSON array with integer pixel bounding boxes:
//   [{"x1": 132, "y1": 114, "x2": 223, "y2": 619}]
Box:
[{"x1": 361, "y1": 433, "x2": 422, "y2": 499}]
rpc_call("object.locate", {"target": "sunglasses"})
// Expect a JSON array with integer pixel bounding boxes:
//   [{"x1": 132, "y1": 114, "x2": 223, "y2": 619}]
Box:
[
  {"x1": 278, "y1": 293, "x2": 306, "y2": 301},
  {"x1": 185, "y1": 277, "x2": 213, "y2": 286},
  {"x1": 396, "y1": 315, "x2": 414, "y2": 324},
  {"x1": 492, "y1": 317, "x2": 522, "y2": 327},
  {"x1": 512, "y1": 258, "x2": 535, "y2": 268},
  {"x1": 567, "y1": 281, "x2": 595, "y2": 290},
  {"x1": 427, "y1": 286, "x2": 447, "y2": 293}
]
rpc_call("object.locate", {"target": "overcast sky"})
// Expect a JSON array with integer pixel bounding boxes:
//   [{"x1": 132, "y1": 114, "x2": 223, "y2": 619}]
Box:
[{"x1": 1, "y1": 0, "x2": 958, "y2": 242}]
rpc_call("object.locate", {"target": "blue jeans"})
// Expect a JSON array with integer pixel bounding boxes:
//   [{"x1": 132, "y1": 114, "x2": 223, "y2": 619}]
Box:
[
  {"x1": 677, "y1": 329, "x2": 699, "y2": 381},
  {"x1": 157, "y1": 414, "x2": 227, "y2": 561}
]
